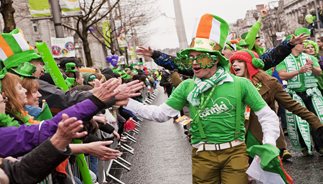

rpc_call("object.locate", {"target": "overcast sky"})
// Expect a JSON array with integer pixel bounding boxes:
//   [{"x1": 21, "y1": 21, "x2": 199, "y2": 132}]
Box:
[{"x1": 144, "y1": 0, "x2": 274, "y2": 49}]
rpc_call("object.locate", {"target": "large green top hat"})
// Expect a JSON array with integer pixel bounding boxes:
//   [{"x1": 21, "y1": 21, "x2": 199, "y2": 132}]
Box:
[
  {"x1": 0, "y1": 29, "x2": 42, "y2": 69},
  {"x1": 10, "y1": 62, "x2": 36, "y2": 78},
  {"x1": 176, "y1": 13, "x2": 230, "y2": 69}
]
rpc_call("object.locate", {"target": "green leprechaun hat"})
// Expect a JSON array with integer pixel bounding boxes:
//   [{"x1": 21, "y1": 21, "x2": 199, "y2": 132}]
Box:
[
  {"x1": 0, "y1": 29, "x2": 41, "y2": 69},
  {"x1": 177, "y1": 13, "x2": 230, "y2": 69},
  {"x1": 10, "y1": 62, "x2": 36, "y2": 78},
  {"x1": 294, "y1": 27, "x2": 311, "y2": 36}
]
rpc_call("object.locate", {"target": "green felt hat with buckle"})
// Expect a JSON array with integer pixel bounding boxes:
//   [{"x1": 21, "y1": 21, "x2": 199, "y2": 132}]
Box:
[
  {"x1": 10, "y1": 62, "x2": 36, "y2": 78},
  {"x1": 0, "y1": 29, "x2": 42, "y2": 69},
  {"x1": 175, "y1": 14, "x2": 230, "y2": 70}
]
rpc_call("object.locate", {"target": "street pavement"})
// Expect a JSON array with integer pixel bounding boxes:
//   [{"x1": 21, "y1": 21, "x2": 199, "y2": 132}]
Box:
[
  {"x1": 120, "y1": 86, "x2": 323, "y2": 184},
  {"x1": 120, "y1": 86, "x2": 192, "y2": 184}
]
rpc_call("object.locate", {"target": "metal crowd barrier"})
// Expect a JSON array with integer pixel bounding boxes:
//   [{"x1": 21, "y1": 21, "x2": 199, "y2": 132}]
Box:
[{"x1": 38, "y1": 88, "x2": 159, "y2": 184}]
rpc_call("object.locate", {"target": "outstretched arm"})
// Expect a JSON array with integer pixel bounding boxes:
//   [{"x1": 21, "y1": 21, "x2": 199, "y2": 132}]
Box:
[
  {"x1": 260, "y1": 34, "x2": 308, "y2": 70},
  {"x1": 0, "y1": 114, "x2": 86, "y2": 184},
  {"x1": 125, "y1": 99, "x2": 180, "y2": 122},
  {"x1": 136, "y1": 47, "x2": 194, "y2": 76},
  {"x1": 274, "y1": 81, "x2": 323, "y2": 130}
]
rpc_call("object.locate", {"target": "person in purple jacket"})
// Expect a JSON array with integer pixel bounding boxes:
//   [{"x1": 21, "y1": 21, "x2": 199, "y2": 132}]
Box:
[
  {"x1": 0, "y1": 113, "x2": 87, "y2": 184},
  {"x1": 0, "y1": 77, "x2": 144, "y2": 157}
]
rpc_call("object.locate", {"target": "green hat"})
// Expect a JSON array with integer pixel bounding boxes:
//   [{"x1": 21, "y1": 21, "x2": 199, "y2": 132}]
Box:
[
  {"x1": 10, "y1": 62, "x2": 36, "y2": 78},
  {"x1": 65, "y1": 62, "x2": 77, "y2": 73},
  {"x1": 241, "y1": 32, "x2": 248, "y2": 39},
  {"x1": 238, "y1": 39, "x2": 249, "y2": 47},
  {"x1": 121, "y1": 73, "x2": 131, "y2": 80},
  {"x1": 132, "y1": 69, "x2": 138, "y2": 75},
  {"x1": 137, "y1": 61, "x2": 144, "y2": 66},
  {"x1": 82, "y1": 73, "x2": 97, "y2": 85},
  {"x1": 177, "y1": 13, "x2": 230, "y2": 68},
  {"x1": 294, "y1": 27, "x2": 311, "y2": 36},
  {"x1": 0, "y1": 29, "x2": 42, "y2": 69}
]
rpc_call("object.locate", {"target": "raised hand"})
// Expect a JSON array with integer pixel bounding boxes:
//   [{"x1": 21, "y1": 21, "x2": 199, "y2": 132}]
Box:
[
  {"x1": 92, "y1": 78, "x2": 121, "y2": 103},
  {"x1": 92, "y1": 114, "x2": 107, "y2": 124},
  {"x1": 289, "y1": 33, "x2": 309, "y2": 45},
  {"x1": 136, "y1": 46, "x2": 153, "y2": 58},
  {"x1": 86, "y1": 141, "x2": 122, "y2": 160},
  {"x1": 114, "y1": 80, "x2": 145, "y2": 101},
  {"x1": 50, "y1": 113, "x2": 87, "y2": 151}
]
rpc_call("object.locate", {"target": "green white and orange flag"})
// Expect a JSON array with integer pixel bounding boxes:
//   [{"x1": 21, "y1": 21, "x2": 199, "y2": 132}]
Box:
[{"x1": 247, "y1": 144, "x2": 294, "y2": 184}]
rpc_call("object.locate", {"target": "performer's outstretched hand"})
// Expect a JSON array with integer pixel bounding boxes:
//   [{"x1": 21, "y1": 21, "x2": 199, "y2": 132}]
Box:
[
  {"x1": 114, "y1": 80, "x2": 145, "y2": 106},
  {"x1": 136, "y1": 46, "x2": 153, "y2": 58},
  {"x1": 289, "y1": 33, "x2": 309, "y2": 45}
]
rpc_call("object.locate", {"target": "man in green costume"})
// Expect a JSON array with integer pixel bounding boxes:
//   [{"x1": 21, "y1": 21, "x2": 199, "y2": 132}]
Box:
[
  {"x1": 124, "y1": 13, "x2": 280, "y2": 184},
  {"x1": 277, "y1": 27, "x2": 323, "y2": 155}
]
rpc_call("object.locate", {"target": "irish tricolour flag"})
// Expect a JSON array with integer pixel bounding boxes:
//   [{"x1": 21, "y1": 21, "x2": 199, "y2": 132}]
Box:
[{"x1": 247, "y1": 144, "x2": 294, "y2": 184}]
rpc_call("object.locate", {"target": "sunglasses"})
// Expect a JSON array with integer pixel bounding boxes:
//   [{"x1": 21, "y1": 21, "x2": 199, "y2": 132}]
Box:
[{"x1": 175, "y1": 53, "x2": 217, "y2": 69}]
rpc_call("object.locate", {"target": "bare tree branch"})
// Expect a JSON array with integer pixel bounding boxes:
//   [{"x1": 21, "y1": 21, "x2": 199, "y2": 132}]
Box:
[{"x1": 88, "y1": 0, "x2": 120, "y2": 28}]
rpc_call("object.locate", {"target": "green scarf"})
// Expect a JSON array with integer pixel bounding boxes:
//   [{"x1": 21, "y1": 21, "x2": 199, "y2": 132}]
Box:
[
  {"x1": 0, "y1": 113, "x2": 20, "y2": 127},
  {"x1": 285, "y1": 90, "x2": 312, "y2": 154},
  {"x1": 187, "y1": 66, "x2": 227, "y2": 106},
  {"x1": 284, "y1": 53, "x2": 317, "y2": 89}
]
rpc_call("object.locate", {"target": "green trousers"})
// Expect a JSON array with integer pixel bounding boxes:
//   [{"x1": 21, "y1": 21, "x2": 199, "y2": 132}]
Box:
[{"x1": 192, "y1": 143, "x2": 249, "y2": 184}]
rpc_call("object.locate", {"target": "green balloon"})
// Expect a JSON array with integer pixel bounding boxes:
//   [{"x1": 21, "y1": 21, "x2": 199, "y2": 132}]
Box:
[{"x1": 305, "y1": 14, "x2": 314, "y2": 24}]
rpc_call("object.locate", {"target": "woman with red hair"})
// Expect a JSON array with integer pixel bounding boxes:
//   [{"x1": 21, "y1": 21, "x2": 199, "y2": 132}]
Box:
[{"x1": 229, "y1": 50, "x2": 323, "y2": 159}]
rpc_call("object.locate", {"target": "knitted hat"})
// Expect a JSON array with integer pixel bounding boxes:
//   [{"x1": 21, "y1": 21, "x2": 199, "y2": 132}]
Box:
[
  {"x1": 0, "y1": 29, "x2": 41, "y2": 69},
  {"x1": 229, "y1": 50, "x2": 264, "y2": 80},
  {"x1": 10, "y1": 62, "x2": 36, "y2": 78},
  {"x1": 177, "y1": 13, "x2": 230, "y2": 68}
]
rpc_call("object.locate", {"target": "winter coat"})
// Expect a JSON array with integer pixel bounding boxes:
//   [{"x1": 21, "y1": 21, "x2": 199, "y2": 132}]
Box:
[
  {"x1": 246, "y1": 71, "x2": 323, "y2": 148},
  {"x1": 0, "y1": 95, "x2": 108, "y2": 157},
  {"x1": 38, "y1": 79, "x2": 92, "y2": 115},
  {"x1": 0, "y1": 139, "x2": 71, "y2": 184}
]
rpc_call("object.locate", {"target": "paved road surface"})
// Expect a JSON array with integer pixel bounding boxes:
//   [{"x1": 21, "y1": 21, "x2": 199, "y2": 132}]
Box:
[{"x1": 119, "y1": 86, "x2": 323, "y2": 184}]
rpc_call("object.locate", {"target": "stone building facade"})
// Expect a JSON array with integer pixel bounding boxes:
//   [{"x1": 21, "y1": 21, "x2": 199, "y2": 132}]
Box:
[{"x1": 232, "y1": 0, "x2": 323, "y2": 48}]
